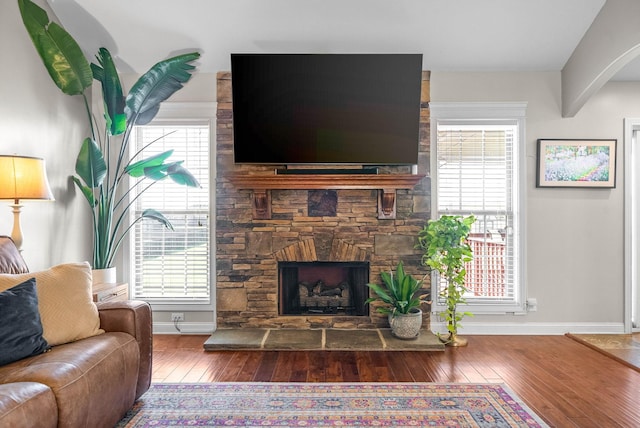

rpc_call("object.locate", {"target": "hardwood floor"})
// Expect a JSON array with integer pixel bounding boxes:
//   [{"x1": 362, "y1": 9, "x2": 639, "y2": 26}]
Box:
[
  {"x1": 567, "y1": 333, "x2": 640, "y2": 373},
  {"x1": 152, "y1": 334, "x2": 640, "y2": 427}
]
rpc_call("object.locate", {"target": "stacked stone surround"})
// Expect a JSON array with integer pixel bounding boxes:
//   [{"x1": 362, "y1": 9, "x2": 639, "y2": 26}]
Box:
[{"x1": 215, "y1": 71, "x2": 431, "y2": 329}]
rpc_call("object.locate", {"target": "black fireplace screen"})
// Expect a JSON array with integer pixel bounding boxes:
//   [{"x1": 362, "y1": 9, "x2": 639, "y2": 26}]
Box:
[{"x1": 279, "y1": 261, "x2": 369, "y2": 316}]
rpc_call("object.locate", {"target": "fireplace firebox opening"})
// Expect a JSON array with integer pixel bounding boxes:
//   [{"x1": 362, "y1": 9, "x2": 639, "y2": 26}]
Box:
[{"x1": 279, "y1": 261, "x2": 370, "y2": 316}]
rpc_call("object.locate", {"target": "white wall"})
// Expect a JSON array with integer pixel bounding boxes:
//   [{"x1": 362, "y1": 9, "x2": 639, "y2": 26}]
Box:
[
  {"x1": 432, "y1": 72, "x2": 639, "y2": 333},
  {"x1": 0, "y1": 1, "x2": 91, "y2": 270}
]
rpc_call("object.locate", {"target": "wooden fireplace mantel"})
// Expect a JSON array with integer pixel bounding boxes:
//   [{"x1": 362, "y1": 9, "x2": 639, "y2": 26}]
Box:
[{"x1": 227, "y1": 173, "x2": 426, "y2": 220}]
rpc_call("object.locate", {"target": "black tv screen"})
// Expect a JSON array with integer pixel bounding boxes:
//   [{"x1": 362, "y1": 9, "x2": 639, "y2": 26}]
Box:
[{"x1": 231, "y1": 53, "x2": 423, "y2": 165}]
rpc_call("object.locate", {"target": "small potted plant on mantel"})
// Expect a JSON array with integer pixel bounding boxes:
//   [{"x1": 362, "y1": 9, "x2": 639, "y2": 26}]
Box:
[
  {"x1": 18, "y1": 0, "x2": 201, "y2": 282},
  {"x1": 366, "y1": 261, "x2": 430, "y2": 339},
  {"x1": 417, "y1": 214, "x2": 476, "y2": 347}
]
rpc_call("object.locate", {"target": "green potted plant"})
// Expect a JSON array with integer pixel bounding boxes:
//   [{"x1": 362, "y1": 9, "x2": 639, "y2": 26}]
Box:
[
  {"x1": 417, "y1": 214, "x2": 476, "y2": 346},
  {"x1": 18, "y1": 0, "x2": 200, "y2": 280},
  {"x1": 365, "y1": 261, "x2": 429, "y2": 339}
]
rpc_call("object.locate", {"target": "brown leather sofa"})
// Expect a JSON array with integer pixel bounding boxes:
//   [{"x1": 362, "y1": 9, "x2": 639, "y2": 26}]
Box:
[{"x1": 0, "y1": 237, "x2": 152, "y2": 427}]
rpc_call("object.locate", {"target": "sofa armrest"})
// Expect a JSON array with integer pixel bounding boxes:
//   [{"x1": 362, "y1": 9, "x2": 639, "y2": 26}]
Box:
[
  {"x1": 0, "y1": 236, "x2": 28, "y2": 274},
  {"x1": 97, "y1": 300, "x2": 152, "y2": 399}
]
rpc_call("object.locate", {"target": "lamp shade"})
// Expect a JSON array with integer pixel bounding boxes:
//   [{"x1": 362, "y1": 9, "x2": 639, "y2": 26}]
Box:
[{"x1": 0, "y1": 155, "x2": 54, "y2": 201}]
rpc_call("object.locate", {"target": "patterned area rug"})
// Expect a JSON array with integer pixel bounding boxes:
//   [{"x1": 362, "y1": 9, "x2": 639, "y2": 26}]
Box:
[{"x1": 117, "y1": 382, "x2": 548, "y2": 427}]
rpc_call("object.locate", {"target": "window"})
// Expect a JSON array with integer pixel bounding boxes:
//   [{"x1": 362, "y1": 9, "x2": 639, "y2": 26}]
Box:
[
  {"x1": 430, "y1": 102, "x2": 526, "y2": 313},
  {"x1": 129, "y1": 112, "x2": 212, "y2": 308}
]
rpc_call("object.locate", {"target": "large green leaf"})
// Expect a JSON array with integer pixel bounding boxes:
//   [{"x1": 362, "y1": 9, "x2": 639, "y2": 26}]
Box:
[
  {"x1": 18, "y1": 0, "x2": 92, "y2": 96},
  {"x1": 126, "y1": 152, "x2": 200, "y2": 187},
  {"x1": 125, "y1": 150, "x2": 174, "y2": 177},
  {"x1": 138, "y1": 162, "x2": 199, "y2": 187},
  {"x1": 125, "y1": 52, "x2": 200, "y2": 125},
  {"x1": 167, "y1": 163, "x2": 200, "y2": 187},
  {"x1": 92, "y1": 48, "x2": 126, "y2": 136},
  {"x1": 366, "y1": 283, "x2": 393, "y2": 305},
  {"x1": 141, "y1": 209, "x2": 174, "y2": 230},
  {"x1": 71, "y1": 176, "x2": 96, "y2": 207},
  {"x1": 75, "y1": 138, "x2": 107, "y2": 188}
]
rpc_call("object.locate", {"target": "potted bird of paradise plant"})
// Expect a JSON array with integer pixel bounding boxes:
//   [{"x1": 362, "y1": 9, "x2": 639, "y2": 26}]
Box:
[{"x1": 18, "y1": 0, "x2": 201, "y2": 280}]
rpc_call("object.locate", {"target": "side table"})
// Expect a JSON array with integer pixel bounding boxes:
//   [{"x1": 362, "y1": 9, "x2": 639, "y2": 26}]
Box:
[{"x1": 92, "y1": 282, "x2": 129, "y2": 303}]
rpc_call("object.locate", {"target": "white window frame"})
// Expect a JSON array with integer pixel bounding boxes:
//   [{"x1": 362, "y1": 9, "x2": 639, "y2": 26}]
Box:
[
  {"x1": 430, "y1": 102, "x2": 527, "y2": 314},
  {"x1": 120, "y1": 102, "x2": 216, "y2": 312},
  {"x1": 624, "y1": 118, "x2": 640, "y2": 333}
]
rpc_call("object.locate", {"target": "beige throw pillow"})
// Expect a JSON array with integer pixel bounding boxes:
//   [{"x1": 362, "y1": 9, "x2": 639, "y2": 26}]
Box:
[{"x1": 0, "y1": 262, "x2": 104, "y2": 346}]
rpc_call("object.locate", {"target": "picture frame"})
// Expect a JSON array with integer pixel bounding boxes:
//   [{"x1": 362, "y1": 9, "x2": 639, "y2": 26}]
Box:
[{"x1": 536, "y1": 139, "x2": 617, "y2": 188}]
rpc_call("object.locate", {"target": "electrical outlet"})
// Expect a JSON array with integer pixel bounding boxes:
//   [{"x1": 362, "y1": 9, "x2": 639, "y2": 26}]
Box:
[
  {"x1": 526, "y1": 298, "x2": 538, "y2": 312},
  {"x1": 171, "y1": 312, "x2": 184, "y2": 322}
]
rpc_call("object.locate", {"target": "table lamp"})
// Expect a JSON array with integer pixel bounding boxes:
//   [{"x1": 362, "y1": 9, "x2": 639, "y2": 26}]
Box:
[{"x1": 0, "y1": 155, "x2": 54, "y2": 251}]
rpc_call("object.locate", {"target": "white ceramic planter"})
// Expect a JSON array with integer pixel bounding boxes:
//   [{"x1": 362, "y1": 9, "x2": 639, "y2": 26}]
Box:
[
  {"x1": 92, "y1": 267, "x2": 116, "y2": 285},
  {"x1": 389, "y1": 308, "x2": 422, "y2": 339}
]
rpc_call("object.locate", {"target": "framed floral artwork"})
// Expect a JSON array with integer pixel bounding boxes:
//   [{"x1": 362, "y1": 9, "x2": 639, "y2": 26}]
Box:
[{"x1": 536, "y1": 139, "x2": 617, "y2": 188}]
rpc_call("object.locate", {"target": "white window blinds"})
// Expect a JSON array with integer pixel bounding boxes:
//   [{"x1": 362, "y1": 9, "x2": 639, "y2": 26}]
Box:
[
  {"x1": 131, "y1": 123, "x2": 210, "y2": 304},
  {"x1": 436, "y1": 125, "x2": 516, "y2": 303}
]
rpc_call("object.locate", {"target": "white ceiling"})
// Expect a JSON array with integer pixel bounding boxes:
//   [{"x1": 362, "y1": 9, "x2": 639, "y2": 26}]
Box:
[{"x1": 47, "y1": 0, "x2": 640, "y2": 81}]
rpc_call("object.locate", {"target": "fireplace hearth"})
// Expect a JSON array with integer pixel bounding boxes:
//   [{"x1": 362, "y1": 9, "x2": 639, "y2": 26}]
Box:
[{"x1": 279, "y1": 262, "x2": 369, "y2": 316}]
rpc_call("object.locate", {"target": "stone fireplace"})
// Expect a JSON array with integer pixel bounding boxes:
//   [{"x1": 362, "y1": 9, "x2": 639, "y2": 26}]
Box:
[{"x1": 215, "y1": 71, "x2": 431, "y2": 330}]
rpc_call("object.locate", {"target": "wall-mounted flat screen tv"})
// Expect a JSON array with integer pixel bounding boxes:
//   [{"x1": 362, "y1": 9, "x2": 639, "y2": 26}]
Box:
[{"x1": 230, "y1": 53, "x2": 423, "y2": 165}]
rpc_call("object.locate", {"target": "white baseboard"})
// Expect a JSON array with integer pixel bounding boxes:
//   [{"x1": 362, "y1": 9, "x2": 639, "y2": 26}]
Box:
[
  {"x1": 153, "y1": 322, "x2": 215, "y2": 335},
  {"x1": 429, "y1": 321, "x2": 626, "y2": 335}
]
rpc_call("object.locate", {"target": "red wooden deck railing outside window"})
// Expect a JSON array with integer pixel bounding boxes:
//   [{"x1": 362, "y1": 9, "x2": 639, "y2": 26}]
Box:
[{"x1": 465, "y1": 234, "x2": 506, "y2": 298}]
